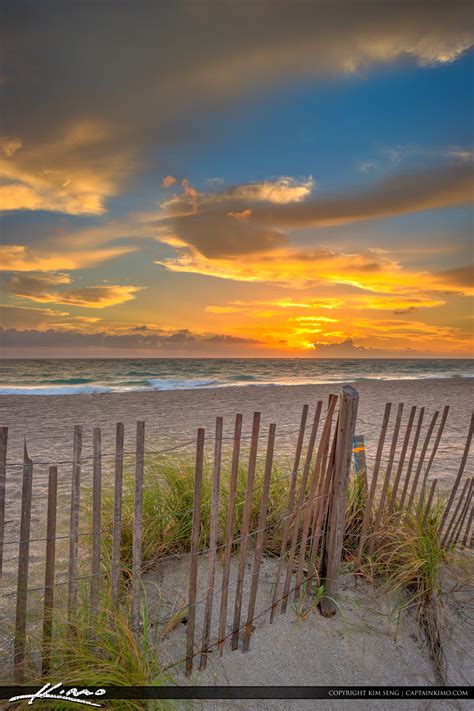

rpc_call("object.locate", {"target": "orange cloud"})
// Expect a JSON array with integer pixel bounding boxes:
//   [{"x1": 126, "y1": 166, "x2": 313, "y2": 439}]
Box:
[
  {"x1": 2, "y1": 272, "x2": 142, "y2": 308},
  {"x1": 161, "y1": 175, "x2": 177, "y2": 188},
  {"x1": 0, "y1": 121, "x2": 132, "y2": 214},
  {"x1": 0, "y1": 244, "x2": 135, "y2": 272}
]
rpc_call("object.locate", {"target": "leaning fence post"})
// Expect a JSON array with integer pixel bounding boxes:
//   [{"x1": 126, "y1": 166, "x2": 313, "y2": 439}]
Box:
[
  {"x1": 111, "y1": 422, "x2": 124, "y2": 607},
  {"x1": 320, "y1": 385, "x2": 359, "y2": 617},
  {"x1": 0, "y1": 426, "x2": 7, "y2": 580},
  {"x1": 68, "y1": 425, "x2": 82, "y2": 626},
  {"x1": 185, "y1": 427, "x2": 205, "y2": 676},
  {"x1": 218, "y1": 413, "x2": 242, "y2": 655},
  {"x1": 42, "y1": 465, "x2": 58, "y2": 676},
  {"x1": 242, "y1": 423, "x2": 276, "y2": 652},
  {"x1": 439, "y1": 412, "x2": 473, "y2": 535},
  {"x1": 231, "y1": 412, "x2": 260, "y2": 651},
  {"x1": 462, "y1": 508, "x2": 473, "y2": 548},
  {"x1": 131, "y1": 421, "x2": 145, "y2": 638},
  {"x1": 200, "y1": 417, "x2": 223, "y2": 670},
  {"x1": 14, "y1": 441, "x2": 33, "y2": 682},
  {"x1": 442, "y1": 477, "x2": 470, "y2": 547},
  {"x1": 90, "y1": 427, "x2": 102, "y2": 621}
]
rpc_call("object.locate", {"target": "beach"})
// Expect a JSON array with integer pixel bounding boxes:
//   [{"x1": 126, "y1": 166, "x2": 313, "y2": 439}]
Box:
[
  {"x1": 1, "y1": 378, "x2": 473, "y2": 697},
  {"x1": 1, "y1": 378, "x2": 472, "y2": 481}
]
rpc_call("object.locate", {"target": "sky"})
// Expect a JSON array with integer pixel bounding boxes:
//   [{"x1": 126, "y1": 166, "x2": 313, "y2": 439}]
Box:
[{"x1": 1, "y1": 0, "x2": 473, "y2": 358}]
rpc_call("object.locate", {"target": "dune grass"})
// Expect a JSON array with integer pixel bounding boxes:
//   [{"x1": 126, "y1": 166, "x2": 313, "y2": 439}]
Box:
[
  {"x1": 9, "y1": 451, "x2": 472, "y2": 696},
  {"x1": 15, "y1": 582, "x2": 173, "y2": 711},
  {"x1": 351, "y1": 488, "x2": 468, "y2": 682},
  {"x1": 99, "y1": 453, "x2": 295, "y2": 579}
]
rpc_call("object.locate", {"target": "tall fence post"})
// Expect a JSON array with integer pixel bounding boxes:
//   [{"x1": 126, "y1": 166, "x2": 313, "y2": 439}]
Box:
[
  {"x1": 320, "y1": 385, "x2": 359, "y2": 617},
  {"x1": 111, "y1": 422, "x2": 124, "y2": 607},
  {"x1": 90, "y1": 427, "x2": 102, "y2": 621},
  {"x1": 185, "y1": 427, "x2": 205, "y2": 676},
  {"x1": 200, "y1": 416, "x2": 223, "y2": 669},
  {"x1": 68, "y1": 426, "x2": 82, "y2": 626},
  {"x1": 131, "y1": 421, "x2": 145, "y2": 638},
  {"x1": 42, "y1": 465, "x2": 58, "y2": 676},
  {"x1": 0, "y1": 426, "x2": 7, "y2": 580},
  {"x1": 14, "y1": 441, "x2": 33, "y2": 681}
]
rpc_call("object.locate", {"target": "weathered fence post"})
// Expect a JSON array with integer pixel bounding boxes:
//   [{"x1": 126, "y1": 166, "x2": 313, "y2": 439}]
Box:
[
  {"x1": 185, "y1": 427, "x2": 205, "y2": 676},
  {"x1": 68, "y1": 425, "x2": 82, "y2": 626},
  {"x1": 42, "y1": 465, "x2": 58, "y2": 676},
  {"x1": 439, "y1": 412, "x2": 473, "y2": 536},
  {"x1": 131, "y1": 421, "x2": 145, "y2": 638},
  {"x1": 242, "y1": 423, "x2": 276, "y2": 652},
  {"x1": 200, "y1": 416, "x2": 223, "y2": 670},
  {"x1": 90, "y1": 427, "x2": 102, "y2": 621},
  {"x1": 218, "y1": 413, "x2": 242, "y2": 655},
  {"x1": 231, "y1": 412, "x2": 260, "y2": 651},
  {"x1": 0, "y1": 426, "x2": 7, "y2": 580},
  {"x1": 320, "y1": 385, "x2": 359, "y2": 617},
  {"x1": 14, "y1": 441, "x2": 33, "y2": 681},
  {"x1": 111, "y1": 422, "x2": 124, "y2": 607}
]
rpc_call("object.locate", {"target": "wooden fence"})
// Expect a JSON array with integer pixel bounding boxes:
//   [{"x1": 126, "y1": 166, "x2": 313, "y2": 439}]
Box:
[{"x1": 0, "y1": 386, "x2": 472, "y2": 682}]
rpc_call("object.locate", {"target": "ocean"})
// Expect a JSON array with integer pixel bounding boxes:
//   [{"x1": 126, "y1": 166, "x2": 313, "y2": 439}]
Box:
[{"x1": 0, "y1": 358, "x2": 473, "y2": 395}]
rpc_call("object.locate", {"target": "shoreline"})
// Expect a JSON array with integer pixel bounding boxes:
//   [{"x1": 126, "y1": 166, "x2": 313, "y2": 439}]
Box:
[
  {"x1": 1, "y1": 378, "x2": 472, "y2": 480},
  {"x1": 0, "y1": 373, "x2": 474, "y2": 397}
]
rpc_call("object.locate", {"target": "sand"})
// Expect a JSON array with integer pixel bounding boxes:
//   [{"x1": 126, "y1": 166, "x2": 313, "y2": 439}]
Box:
[
  {"x1": 0, "y1": 380, "x2": 473, "y2": 703},
  {"x1": 1, "y1": 378, "x2": 473, "y2": 472},
  {"x1": 145, "y1": 553, "x2": 473, "y2": 710}
]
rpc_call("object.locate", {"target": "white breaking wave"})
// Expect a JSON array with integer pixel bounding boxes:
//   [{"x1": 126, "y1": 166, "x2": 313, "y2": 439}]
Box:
[
  {"x1": 147, "y1": 378, "x2": 221, "y2": 390},
  {"x1": 0, "y1": 384, "x2": 113, "y2": 395}
]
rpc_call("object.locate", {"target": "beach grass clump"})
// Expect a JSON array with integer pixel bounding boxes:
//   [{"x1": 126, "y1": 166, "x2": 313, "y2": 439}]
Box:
[
  {"x1": 343, "y1": 472, "x2": 367, "y2": 557},
  {"x1": 99, "y1": 454, "x2": 294, "y2": 579},
  {"x1": 20, "y1": 584, "x2": 172, "y2": 711}
]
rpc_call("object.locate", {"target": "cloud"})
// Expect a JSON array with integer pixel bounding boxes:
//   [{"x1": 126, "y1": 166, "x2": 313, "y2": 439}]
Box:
[
  {"x1": 150, "y1": 161, "x2": 473, "y2": 262},
  {"x1": 2, "y1": 2, "x2": 471, "y2": 213},
  {"x1": 161, "y1": 175, "x2": 177, "y2": 188},
  {"x1": 0, "y1": 121, "x2": 133, "y2": 214},
  {"x1": 169, "y1": 215, "x2": 287, "y2": 258},
  {"x1": 157, "y1": 177, "x2": 313, "y2": 219},
  {"x1": 224, "y1": 178, "x2": 313, "y2": 204},
  {"x1": 2, "y1": 272, "x2": 142, "y2": 308},
  {"x1": 156, "y1": 246, "x2": 400, "y2": 287},
  {"x1": 0, "y1": 327, "x2": 259, "y2": 354},
  {"x1": 249, "y1": 162, "x2": 473, "y2": 229},
  {"x1": 436, "y1": 264, "x2": 473, "y2": 288},
  {"x1": 0, "y1": 244, "x2": 136, "y2": 272}
]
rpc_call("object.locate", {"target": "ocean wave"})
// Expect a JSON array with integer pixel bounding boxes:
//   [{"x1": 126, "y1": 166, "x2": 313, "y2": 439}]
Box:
[
  {"x1": 147, "y1": 378, "x2": 221, "y2": 390},
  {"x1": 0, "y1": 384, "x2": 112, "y2": 395}
]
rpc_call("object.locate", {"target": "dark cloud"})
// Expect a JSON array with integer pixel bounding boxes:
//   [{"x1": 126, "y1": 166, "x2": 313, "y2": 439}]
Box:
[
  {"x1": 312, "y1": 337, "x2": 370, "y2": 356},
  {"x1": 436, "y1": 264, "x2": 474, "y2": 288},
  {"x1": 0, "y1": 327, "x2": 258, "y2": 351},
  {"x1": 172, "y1": 214, "x2": 287, "y2": 258},
  {"x1": 158, "y1": 161, "x2": 473, "y2": 259},
  {"x1": 1, "y1": 272, "x2": 141, "y2": 307},
  {"x1": 1, "y1": 1, "x2": 472, "y2": 213},
  {"x1": 250, "y1": 162, "x2": 474, "y2": 228}
]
